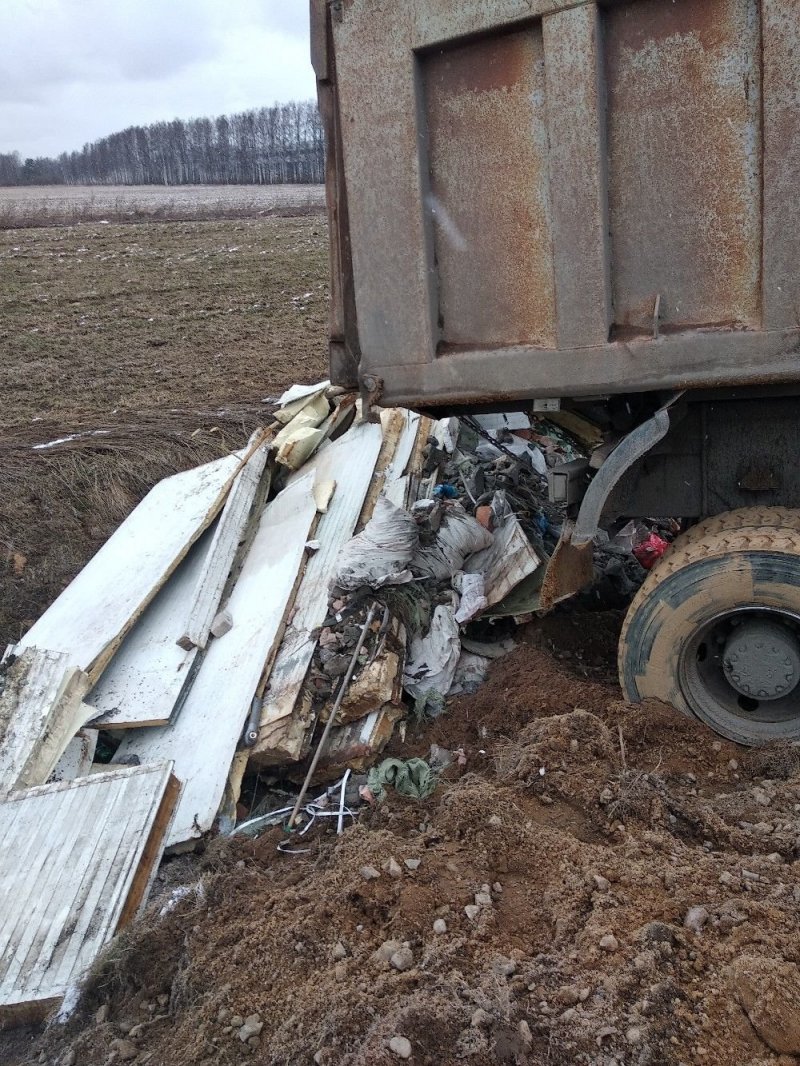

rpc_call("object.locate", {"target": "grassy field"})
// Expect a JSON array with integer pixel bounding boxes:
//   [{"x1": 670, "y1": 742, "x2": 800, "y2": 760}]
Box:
[{"x1": 0, "y1": 204, "x2": 329, "y2": 646}]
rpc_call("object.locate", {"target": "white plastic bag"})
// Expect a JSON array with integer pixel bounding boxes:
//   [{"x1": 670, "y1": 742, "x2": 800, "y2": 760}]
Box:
[
  {"x1": 454, "y1": 572, "x2": 488, "y2": 624},
  {"x1": 333, "y1": 496, "x2": 419, "y2": 590},
  {"x1": 412, "y1": 504, "x2": 493, "y2": 581},
  {"x1": 403, "y1": 604, "x2": 461, "y2": 699}
]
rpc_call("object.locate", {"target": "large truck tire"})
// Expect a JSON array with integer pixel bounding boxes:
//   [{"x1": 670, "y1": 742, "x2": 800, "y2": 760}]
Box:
[{"x1": 619, "y1": 512, "x2": 800, "y2": 745}]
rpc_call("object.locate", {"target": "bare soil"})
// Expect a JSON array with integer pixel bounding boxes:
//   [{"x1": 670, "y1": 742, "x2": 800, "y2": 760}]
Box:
[{"x1": 9, "y1": 611, "x2": 800, "y2": 1066}]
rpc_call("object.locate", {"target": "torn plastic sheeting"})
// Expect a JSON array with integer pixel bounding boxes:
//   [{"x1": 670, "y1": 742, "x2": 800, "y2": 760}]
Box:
[
  {"x1": 334, "y1": 496, "x2": 419, "y2": 590},
  {"x1": 403, "y1": 603, "x2": 460, "y2": 699},
  {"x1": 454, "y1": 572, "x2": 488, "y2": 624},
  {"x1": 412, "y1": 504, "x2": 493, "y2": 582}
]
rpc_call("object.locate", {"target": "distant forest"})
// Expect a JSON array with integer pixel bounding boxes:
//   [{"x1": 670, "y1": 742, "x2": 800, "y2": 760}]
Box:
[{"x1": 0, "y1": 100, "x2": 324, "y2": 186}]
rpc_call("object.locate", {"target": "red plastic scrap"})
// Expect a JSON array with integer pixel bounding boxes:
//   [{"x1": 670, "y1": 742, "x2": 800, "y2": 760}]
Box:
[{"x1": 633, "y1": 532, "x2": 670, "y2": 570}]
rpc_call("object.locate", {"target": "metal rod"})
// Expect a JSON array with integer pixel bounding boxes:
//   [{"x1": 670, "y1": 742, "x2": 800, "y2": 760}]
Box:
[
  {"x1": 337, "y1": 769, "x2": 351, "y2": 835},
  {"x1": 287, "y1": 601, "x2": 378, "y2": 829}
]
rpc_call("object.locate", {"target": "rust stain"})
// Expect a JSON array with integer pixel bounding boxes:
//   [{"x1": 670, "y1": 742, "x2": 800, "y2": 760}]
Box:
[
  {"x1": 423, "y1": 26, "x2": 557, "y2": 349},
  {"x1": 605, "y1": 0, "x2": 762, "y2": 332}
]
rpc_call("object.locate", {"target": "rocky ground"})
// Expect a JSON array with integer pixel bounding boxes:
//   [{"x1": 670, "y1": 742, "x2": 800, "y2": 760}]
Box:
[{"x1": 7, "y1": 608, "x2": 800, "y2": 1066}]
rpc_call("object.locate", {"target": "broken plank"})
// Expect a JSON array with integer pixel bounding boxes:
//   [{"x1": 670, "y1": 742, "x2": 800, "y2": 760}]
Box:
[
  {"x1": 178, "y1": 441, "x2": 271, "y2": 651},
  {"x1": 464, "y1": 514, "x2": 543, "y2": 608},
  {"x1": 85, "y1": 527, "x2": 216, "y2": 730},
  {"x1": 0, "y1": 763, "x2": 178, "y2": 1027},
  {"x1": 113, "y1": 472, "x2": 318, "y2": 847},
  {"x1": 17, "y1": 447, "x2": 256, "y2": 684},
  {"x1": 251, "y1": 420, "x2": 384, "y2": 766},
  {"x1": 0, "y1": 648, "x2": 91, "y2": 794}
]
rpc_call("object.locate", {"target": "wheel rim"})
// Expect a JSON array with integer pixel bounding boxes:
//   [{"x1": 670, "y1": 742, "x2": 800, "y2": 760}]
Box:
[{"x1": 680, "y1": 607, "x2": 800, "y2": 730}]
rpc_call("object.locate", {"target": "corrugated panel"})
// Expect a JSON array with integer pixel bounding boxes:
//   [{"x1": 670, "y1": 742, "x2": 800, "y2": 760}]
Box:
[
  {"x1": 0, "y1": 763, "x2": 178, "y2": 1024},
  {"x1": 605, "y1": 0, "x2": 762, "y2": 332},
  {"x1": 424, "y1": 26, "x2": 557, "y2": 348}
]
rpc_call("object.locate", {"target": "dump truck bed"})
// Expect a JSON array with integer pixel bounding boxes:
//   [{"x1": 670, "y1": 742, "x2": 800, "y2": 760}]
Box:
[{"x1": 312, "y1": 0, "x2": 800, "y2": 408}]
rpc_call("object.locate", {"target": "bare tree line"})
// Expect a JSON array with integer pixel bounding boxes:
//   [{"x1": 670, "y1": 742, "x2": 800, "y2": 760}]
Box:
[{"x1": 0, "y1": 100, "x2": 324, "y2": 186}]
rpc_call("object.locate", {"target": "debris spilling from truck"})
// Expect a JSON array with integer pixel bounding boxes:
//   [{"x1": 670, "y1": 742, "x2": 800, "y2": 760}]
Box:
[
  {"x1": 0, "y1": 381, "x2": 657, "y2": 1019},
  {"x1": 3, "y1": 383, "x2": 800, "y2": 1066}
]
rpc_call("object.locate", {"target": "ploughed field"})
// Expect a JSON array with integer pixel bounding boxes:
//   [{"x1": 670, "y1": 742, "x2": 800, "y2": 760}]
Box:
[{"x1": 0, "y1": 204, "x2": 328, "y2": 648}]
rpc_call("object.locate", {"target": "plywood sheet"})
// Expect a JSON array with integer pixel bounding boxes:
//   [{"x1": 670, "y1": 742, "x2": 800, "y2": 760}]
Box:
[
  {"x1": 0, "y1": 648, "x2": 90, "y2": 794},
  {"x1": 464, "y1": 514, "x2": 542, "y2": 607},
  {"x1": 0, "y1": 763, "x2": 178, "y2": 1025},
  {"x1": 114, "y1": 473, "x2": 318, "y2": 846}
]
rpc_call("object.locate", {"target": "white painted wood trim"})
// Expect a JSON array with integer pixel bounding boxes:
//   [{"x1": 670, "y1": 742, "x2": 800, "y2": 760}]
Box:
[
  {"x1": 113, "y1": 473, "x2": 318, "y2": 847},
  {"x1": 178, "y1": 442, "x2": 271, "y2": 651},
  {"x1": 17, "y1": 448, "x2": 254, "y2": 682}
]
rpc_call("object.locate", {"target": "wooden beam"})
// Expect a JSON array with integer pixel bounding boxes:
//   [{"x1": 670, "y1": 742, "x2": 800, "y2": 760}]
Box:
[
  {"x1": 177, "y1": 441, "x2": 271, "y2": 651},
  {"x1": 250, "y1": 421, "x2": 384, "y2": 766}
]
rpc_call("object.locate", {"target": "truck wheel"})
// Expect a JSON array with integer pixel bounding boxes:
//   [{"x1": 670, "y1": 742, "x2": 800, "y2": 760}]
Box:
[{"x1": 619, "y1": 515, "x2": 800, "y2": 745}]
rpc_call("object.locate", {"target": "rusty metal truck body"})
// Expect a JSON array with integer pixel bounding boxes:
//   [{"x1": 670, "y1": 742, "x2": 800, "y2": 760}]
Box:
[{"x1": 313, "y1": 0, "x2": 800, "y2": 746}]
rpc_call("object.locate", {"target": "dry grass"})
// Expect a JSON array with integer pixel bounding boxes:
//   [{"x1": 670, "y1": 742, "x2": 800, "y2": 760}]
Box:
[{"x1": 0, "y1": 184, "x2": 325, "y2": 229}]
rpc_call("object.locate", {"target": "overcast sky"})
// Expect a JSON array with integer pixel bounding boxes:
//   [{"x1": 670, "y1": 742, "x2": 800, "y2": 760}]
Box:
[{"x1": 0, "y1": 0, "x2": 316, "y2": 159}]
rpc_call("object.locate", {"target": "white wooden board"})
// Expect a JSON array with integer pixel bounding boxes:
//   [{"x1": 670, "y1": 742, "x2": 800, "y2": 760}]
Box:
[
  {"x1": 18, "y1": 450, "x2": 248, "y2": 682},
  {"x1": 0, "y1": 648, "x2": 90, "y2": 794},
  {"x1": 178, "y1": 442, "x2": 270, "y2": 650},
  {"x1": 253, "y1": 420, "x2": 384, "y2": 763},
  {"x1": 85, "y1": 528, "x2": 215, "y2": 729},
  {"x1": 0, "y1": 763, "x2": 178, "y2": 1024},
  {"x1": 114, "y1": 473, "x2": 318, "y2": 846}
]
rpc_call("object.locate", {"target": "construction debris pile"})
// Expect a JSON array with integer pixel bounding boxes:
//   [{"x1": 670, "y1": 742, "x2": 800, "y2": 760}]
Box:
[{"x1": 0, "y1": 382, "x2": 669, "y2": 1025}]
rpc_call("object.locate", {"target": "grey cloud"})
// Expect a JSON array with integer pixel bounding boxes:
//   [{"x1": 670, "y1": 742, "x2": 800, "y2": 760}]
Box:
[{"x1": 0, "y1": 0, "x2": 315, "y2": 157}]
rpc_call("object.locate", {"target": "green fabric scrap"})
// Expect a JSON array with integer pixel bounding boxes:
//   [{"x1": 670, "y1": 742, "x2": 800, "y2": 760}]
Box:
[{"x1": 367, "y1": 757, "x2": 438, "y2": 803}]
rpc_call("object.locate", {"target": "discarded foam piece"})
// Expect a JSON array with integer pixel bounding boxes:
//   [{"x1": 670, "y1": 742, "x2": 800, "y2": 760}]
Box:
[
  {"x1": 316, "y1": 704, "x2": 405, "y2": 775},
  {"x1": 0, "y1": 763, "x2": 179, "y2": 1026},
  {"x1": 313, "y1": 478, "x2": 337, "y2": 513},
  {"x1": 177, "y1": 436, "x2": 271, "y2": 651},
  {"x1": 114, "y1": 472, "x2": 318, "y2": 847},
  {"x1": 275, "y1": 380, "x2": 331, "y2": 421},
  {"x1": 0, "y1": 648, "x2": 91, "y2": 794}
]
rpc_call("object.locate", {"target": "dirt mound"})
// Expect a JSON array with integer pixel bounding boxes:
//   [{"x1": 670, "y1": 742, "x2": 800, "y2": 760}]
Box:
[{"x1": 14, "y1": 617, "x2": 800, "y2": 1066}]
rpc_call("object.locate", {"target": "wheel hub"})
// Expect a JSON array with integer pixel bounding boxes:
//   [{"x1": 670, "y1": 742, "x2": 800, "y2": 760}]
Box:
[{"x1": 722, "y1": 619, "x2": 800, "y2": 701}]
